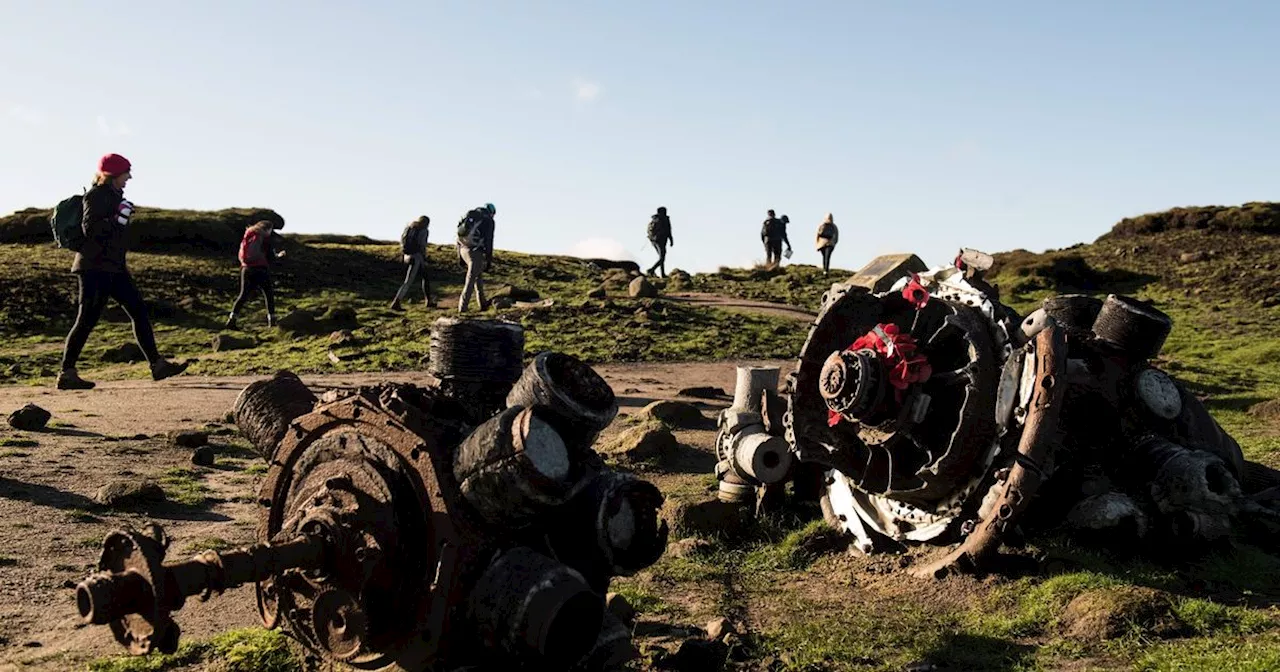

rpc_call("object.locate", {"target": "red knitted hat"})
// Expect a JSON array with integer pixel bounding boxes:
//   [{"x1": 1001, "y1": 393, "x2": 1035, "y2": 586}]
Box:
[{"x1": 98, "y1": 153, "x2": 132, "y2": 175}]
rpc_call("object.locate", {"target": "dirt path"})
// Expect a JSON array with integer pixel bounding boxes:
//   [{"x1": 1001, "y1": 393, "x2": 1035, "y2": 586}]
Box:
[
  {"x1": 0, "y1": 359, "x2": 791, "y2": 670},
  {"x1": 665, "y1": 292, "x2": 818, "y2": 322}
]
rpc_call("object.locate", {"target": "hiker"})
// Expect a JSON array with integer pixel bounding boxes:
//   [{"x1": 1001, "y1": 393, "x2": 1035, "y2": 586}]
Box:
[
  {"x1": 390, "y1": 215, "x2": 434, "y2": 310},
  {"x1": 760, "y1": 209, "x2": 792, "y2": 268},
  {"x1": 225, "y1": 220, "x2": 287, "y2": 329},
  {"x1": 57, "y1": 153, "x2": 189, "y2": 390},
  {"x1": 457, "y1": 203, "x2": 496, "y2": 313},
  {"x1": 815, "y1": 213, "x2": 839, "y2": 275},
  {"x1": 645, "y1": 206, "x2": 674, "y2": 278}
]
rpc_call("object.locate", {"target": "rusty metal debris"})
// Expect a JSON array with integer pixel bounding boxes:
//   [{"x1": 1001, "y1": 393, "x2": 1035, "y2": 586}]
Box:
[
  {"x1": 769, "y1": 253, "x2": 1280, "y2": 574},
  {"x1": 77, "y1": 320, "x2": 667, "y2": 671}
]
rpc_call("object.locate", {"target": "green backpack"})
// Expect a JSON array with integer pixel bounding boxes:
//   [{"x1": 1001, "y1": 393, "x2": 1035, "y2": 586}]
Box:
[{"x1": 50, "y1": 191, "x2": 86, "y2": 251}]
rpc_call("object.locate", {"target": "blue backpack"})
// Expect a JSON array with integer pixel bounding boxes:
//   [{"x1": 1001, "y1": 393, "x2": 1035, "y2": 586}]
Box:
[{"x1": 50, "y1": 191, "x2": 87, "y2": 251}]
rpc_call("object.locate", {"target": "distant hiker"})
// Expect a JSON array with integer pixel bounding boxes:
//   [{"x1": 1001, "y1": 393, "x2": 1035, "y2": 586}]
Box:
[
  {"x1": 56, "y1": 153, "x2": 189, "y2": 390},
  {"x1": 645, "y1": 206, "x2": 674, "y2": 278},
  {"x1": 815, "y1": 213, "x2": 839, "y2": 275},
  {"x1": 225, "y1": 220, "x2": 287, "y2": 329},
  {"x1": 457, "y1": 203, "x2": 496, "y2": 313},
  {"x1": 760, "y1": 209, "x2": 792, "y2": 268},
  {"x1": 390, "y1": 215, "x2": 434, "y2": 310}
]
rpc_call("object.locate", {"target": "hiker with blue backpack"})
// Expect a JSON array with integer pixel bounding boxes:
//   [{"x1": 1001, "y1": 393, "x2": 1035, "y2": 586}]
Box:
[
  {"x1": 50, "y1": 153, "x2": 189, "y2": 390},
  {"x1": 225, "y1": 219, "x2": 287, "y2": 329},
  {"x1": 456, "y1": 203, "x2": 496, "y2": 313}
]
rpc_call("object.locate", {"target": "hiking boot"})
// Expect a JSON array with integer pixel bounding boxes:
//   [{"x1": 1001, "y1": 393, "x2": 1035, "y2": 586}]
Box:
[
  {"x1": 150, "y1": 359, "x2": 190, "y2": 381},
  {"x1": 389, "y1": 300, "x2": 404, "y2": 311},
  {"x1": 424, "y1": 297, "x2": 436, "y2": 308},
  {"x1": 224, "y1": 314, "x2": 237, "y2": 330},
  {"x1": 56, "y1": 369, "x2": 95, "y2": 390}
]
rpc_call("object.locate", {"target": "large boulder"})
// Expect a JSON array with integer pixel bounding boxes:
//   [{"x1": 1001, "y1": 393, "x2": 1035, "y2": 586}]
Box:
[
  {"x1": 600, "y1": 421, "x2": 680, "y2": 463},
  {"x1": 629, "y1": 277, "x2": 659, "y2": 299},
  {"x1": 638, "y1": 400, "x2": 708, "y2": 429},
  {"x1": 847, "y1": 253, "x2": 929, "y2": 294},
  {"x1": 95, "y1": 478, "x2": 166, "y2": 508}
]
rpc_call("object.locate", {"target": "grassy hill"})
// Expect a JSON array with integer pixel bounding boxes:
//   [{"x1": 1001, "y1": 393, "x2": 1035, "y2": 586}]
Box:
[{"x1": 0, "y1": 205, "x2": 856, "y2": 386}]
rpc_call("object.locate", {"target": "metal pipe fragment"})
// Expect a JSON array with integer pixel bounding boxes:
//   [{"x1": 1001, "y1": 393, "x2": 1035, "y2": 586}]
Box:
[
  {"x1": 232, "y1": 370, "x2": 317, "y2": 460},
  {"x1": 468, "y1": 547, "x2": 604, "y2": 669},
  {"x1": 505, "y1": 352, "x2": 619, "y2": 454},
  {"x1": 545, "y1": 470, "x2": 669, "y2": 591},
  {"x1": 454, "y1": 406, "x2": 577, "y2": 526},
  {"x1": 730, "y1": 432, "x2": 793, "y2": 485},
  {"x1": 732, "y1": 366, "x2": 780, "y2": 414}
]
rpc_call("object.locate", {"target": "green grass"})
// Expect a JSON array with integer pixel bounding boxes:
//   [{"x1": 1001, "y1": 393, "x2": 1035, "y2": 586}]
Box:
[
  {"x1": 158, "y1": 467, "x2": 212, "y2": 507},
  {"x1": 0, "y1": 437, "x2": 38, "y2": 447},
  {"x1": 87, "y1": 627, "x2": 298, "y2": 672}
]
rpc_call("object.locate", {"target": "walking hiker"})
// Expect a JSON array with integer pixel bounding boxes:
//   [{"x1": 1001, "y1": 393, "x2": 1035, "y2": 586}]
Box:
[
  {"x1": 760, "y1": 209, "x2": 792, "y2": 268},
  {"x1": 225, "y1": 220, "x2": 287, "y2": 329},
  {"x1": 55, "y1": 153, "x2": 189, "y2": 390},
  {"x1": 390, "y1": 215, "x2": 434, "y2": 310},
  {"x1": 645, "y1": 206, "x2": 674, "y2": 278},
  {"x1": 457, "y1": 203, "x2": 496, "y2": 313},
  {"x1": 816, "y1": 213, "x2": 839, "y2": 275}
]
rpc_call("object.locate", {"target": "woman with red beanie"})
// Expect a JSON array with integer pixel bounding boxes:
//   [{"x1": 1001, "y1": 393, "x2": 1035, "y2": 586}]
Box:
[{"x1": 57, "y1": 153, "x2": 189, "y2": 390}]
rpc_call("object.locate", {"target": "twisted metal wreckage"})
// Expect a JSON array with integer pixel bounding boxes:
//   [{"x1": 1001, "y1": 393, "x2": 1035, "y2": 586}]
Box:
[
  {"x1": 75, "y1": 318, "x2": 669, "y2": 671},
  {"x1": 716, "y1": 250, "x2": 1280, "y2": 577}
]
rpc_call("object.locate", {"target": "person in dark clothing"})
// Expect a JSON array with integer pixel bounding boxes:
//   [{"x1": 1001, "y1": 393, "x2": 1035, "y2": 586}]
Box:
[
  {"x1": 457, "y1": 203, "x2": 496, "y2": 313},
  {"x1": 58, "y1": 153, "x2": 189, "y2": 390},
  {"x1": 815, "y1": 212, "x2": 839, "y2": 276},
  {"x1": 760, "y1": 209, "x2": 792, "y2": 268},
  {"x1": 645, "y1": 206, "x2": 674, "y2": 278},
  {"x1": 391, "y1": 215, "x2": 434, "y2": 310},
  {"x1": 226, "y1": 220, "x2": 287, "y2": 329}
]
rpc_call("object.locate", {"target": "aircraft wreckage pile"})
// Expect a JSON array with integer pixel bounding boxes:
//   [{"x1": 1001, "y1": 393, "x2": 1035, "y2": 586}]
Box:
[
  {"x1": 75, "y1": 317, "x2": 668, "y2": 671},
  {"x1": 717, "y1": 251, "x2": 1280, "y2": 575}
]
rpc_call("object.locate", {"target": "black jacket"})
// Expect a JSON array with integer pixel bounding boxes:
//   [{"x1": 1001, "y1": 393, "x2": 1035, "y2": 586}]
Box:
[
  {"x1": 72, "y1": 184, "x2": 130, "y2": 274},
  {"x1": 647, "y1": 214, "x2": 673, "y2": 245},
  {"x1": 761, "y1": 217, "x2": 789, "y2": 245}
]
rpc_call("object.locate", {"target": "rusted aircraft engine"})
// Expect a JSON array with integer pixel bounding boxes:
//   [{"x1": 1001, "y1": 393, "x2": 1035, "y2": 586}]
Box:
[
  {"x1": 76, "y1": 319, "x2": 667, "y2": 671},
  {"x1": 785, "y1": 259, "x2": 1280, "y2": 575}
]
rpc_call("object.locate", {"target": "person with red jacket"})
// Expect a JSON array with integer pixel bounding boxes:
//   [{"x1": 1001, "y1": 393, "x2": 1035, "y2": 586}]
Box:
[
  {"x1": 57, "y1": 153, "x2": 189, "y2": 390},
  {"x1": 225, "y1": 220, "x2": 286, "y2": 329}
]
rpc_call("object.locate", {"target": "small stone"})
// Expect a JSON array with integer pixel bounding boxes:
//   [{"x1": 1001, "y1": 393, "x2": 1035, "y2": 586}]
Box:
[
  {"x1": 190, "y1": 446, "x2": 215, "y2": 467},
  {"x1": 1178, "y1": 251, "x2": 1208, "y2": 263},
  {"x1": 491, "y1": 296, "x2": 516, "y2": 309},
  {"x1": 606, "y1": 592, "x2": 636, "y2": 624},
  {"x1": 705, "y1": 618, "x2": 734, "y2": 642},
  {"x1": 95, "y1": 479, "x2": 165, "y2": 508},
  {"x1": 629, "y1": 276, "x2": 658, "y2": 298},
  {"x1": 677, "y1": 386, "x2": 728, "y2": 399},
  {"x1": 169, "y1": 430, "x2": 208, "y2": 448},
  {"x1": 587, "y1": 285, "x2": 607, "y2": 300},
  {"x1": 639, "y1": 400, "x2": 708, "y2": 429},
  {"x1": 22, "y1": 641, "x2": 41, "y2": 648},
  {"x1": 662, "y1": 498, "x2": 754, "y2": 540},
  {"x1": 132, "y1": 433, "x2": 150, "y2": 441},
  {"x1": 493, "y1": 286, "x2": 541, "y2": 302},
  {"x1": 276, "y1": 309, "x2": 320, "y2": 334},
  {"x1": 7, "y1": 403, "x2": 51, "y2": 431},
  {"x1": 211, "y1": 334, "x2": 255, "y2": 352},
  {"x1": 322, "y1": 306, "x2": 359, "y2": 327},
  {"x1": 328, "y1": 330, "x2": 355, "y2": 346}
]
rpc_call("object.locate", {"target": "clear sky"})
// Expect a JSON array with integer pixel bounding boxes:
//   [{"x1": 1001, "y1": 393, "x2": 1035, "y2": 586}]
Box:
[{"x1": 3, "y1": 1, "x2": 1277, "y2": 273}]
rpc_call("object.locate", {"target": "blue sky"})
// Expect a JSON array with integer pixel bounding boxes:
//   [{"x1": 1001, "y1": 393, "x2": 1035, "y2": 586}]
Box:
[{"x1": 3, "y1": 1, "x2": 1278, "y2": 273}]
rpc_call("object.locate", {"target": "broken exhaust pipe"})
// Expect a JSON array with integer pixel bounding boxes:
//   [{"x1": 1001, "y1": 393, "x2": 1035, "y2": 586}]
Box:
[{"x1": 715, "y1": 366, "x2": 794, "y2": 503}]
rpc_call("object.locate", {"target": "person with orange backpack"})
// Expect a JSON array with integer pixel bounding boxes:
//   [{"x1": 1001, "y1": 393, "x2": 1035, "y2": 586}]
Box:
[{"x1": 225, "y1": 220, "x2": 286, "y2": 330}]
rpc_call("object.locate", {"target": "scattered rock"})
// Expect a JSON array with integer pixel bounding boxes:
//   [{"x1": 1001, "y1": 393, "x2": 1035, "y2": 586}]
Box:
[
  {"x1": 132, "y1": 433, "x2": 150, "y2": 441},
  {"x1": 1179, "y1": 251, "x2": 1208, "y2": 263},
  {"x1": 493, "y1": 286, "x2": 541, "y2": 302},
  {"x1": 7, "y1": 404, "x2": 51, "y2": 431},
  {"x1": 657, "y1": 638, "x2": 728, "y2": 671},
  {"x1": 606, "y1": 592, "x2": 636, "y2": 624},
  {"x1": 662, "y1": 498, "x2": 754, "y2": 539},
  {"x1": 705, "y1": 618, "x2": 735, "y2": 642},
  {"x1": 211, "y1": 333, "x2": 255, "y2": 352},
  {"x1": 22, "y1": 641, "x2": 41, "y2": 648},
  {"x1": 668, "y1": 269, "x2": 693, "y2": 288},
  {"x1": 100, "y1": 342, "x2": 145, "y2": 363},
  {"x1": 678, "y1": 386, "x2": 728, "y2": 400},
  {"x1": 600, "y1": 421, "x2": 680, "y2": 463},
  {"x1": 587, "y1": 285, "x2": 607, "y2": 300},
  {"x1": 276, "y1": 309, "x2": 319, "y2": 334},
  {"x1": 169, "y1": 430, "x2": 208, "y2": 448},
  {"x1": 1249, "y1": 399, "x2": 1280, "y2": 423},
  {"x1": 491, "y1": 296, "x2": 516, "y2": 310},
  {"x1": 190, "y1": 446, "x2": 215, "y2": 467},
  {"x1": 639, "y1": 400, "x2": 708, "y2": 429},
  {"x1": 95, "y1": 479, "x2": 165, "y2": 508},
  {"x1": 328, "y1": 330, "x2": 355, "y2": 346},
  {"x1": 1061, "y1": 586, "x2": 1183, "y2": 641},
  {"x1": 666, "y1": 537, "x2": 712, "y2": 559},
  {"x1": 629, "y1": 276, "x2": 659, "y2": 299},
  {"x1": 322, "y1": 306, "x2": 360, "y2": 328}
]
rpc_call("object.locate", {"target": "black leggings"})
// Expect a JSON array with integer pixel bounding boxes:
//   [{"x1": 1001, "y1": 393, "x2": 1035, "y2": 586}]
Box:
[
  {"x1": 231, "y1": 266, "x2": 275, "y2": 316},
  {"x1": 62, "y1": 271, "x2": 159, "y2": 370},
  {"x1": 820, "y1": 246, "x2": 834, "y2": 273}
]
